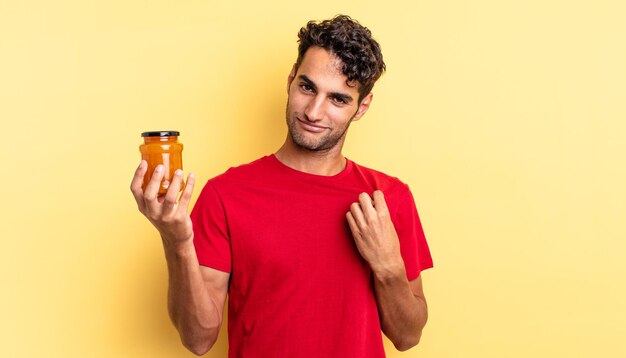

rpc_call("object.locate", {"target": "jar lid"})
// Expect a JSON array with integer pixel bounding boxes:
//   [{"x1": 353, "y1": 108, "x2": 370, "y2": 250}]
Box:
[{"x1": 141, "y1": 131, "x2": 180, "y2": 137}]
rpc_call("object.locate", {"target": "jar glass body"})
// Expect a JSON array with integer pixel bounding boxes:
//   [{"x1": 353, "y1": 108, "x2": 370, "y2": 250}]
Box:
[{"x1": 139, "y1": 133, "x2": 184, "y2": 195}]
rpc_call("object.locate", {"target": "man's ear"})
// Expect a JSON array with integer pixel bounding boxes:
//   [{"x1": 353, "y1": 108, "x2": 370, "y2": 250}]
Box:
[
  {"x1": 287, "y1": 64, "x2": 296, "y2": 94},
  {"x1": 352, "y1": 92, "x2": 373, "y2": 122}
]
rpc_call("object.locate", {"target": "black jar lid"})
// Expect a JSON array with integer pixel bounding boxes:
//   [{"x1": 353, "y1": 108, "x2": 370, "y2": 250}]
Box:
[{"x1": 141, "y1": 131, "x2": 180, "y2": 137}]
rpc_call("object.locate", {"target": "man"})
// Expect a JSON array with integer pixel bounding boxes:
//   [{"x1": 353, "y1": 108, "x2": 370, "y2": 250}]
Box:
[{"x1": 131, "y1": 15, "x2": 433, "y2": 357}]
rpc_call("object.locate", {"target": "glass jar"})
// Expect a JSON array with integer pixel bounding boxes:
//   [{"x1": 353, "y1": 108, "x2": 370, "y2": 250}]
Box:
[{"x1": 139, "y1": 131, "x2": 184, "y2": 195}]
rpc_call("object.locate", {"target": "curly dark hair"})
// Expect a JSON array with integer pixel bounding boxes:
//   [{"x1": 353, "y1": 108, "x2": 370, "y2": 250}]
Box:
[{"x1": 295, "y1": 15, "x2": 386, "y2": 102}]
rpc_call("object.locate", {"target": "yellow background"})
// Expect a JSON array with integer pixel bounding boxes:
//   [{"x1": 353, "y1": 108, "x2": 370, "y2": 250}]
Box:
[{"x1": 1, "y1": 1, "x2": 625, "y2": 357}]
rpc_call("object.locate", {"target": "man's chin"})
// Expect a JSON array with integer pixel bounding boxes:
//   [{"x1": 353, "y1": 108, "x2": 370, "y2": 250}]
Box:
[
  {"x1": 288, "y1": 125, "x2": 343, "y2": 152},
  {"x1": 294, "y1": 141, "x2": 324, "y2": 152},
  {"x1": 289, "y1": 131, "x2": 320, "y2": 150}
]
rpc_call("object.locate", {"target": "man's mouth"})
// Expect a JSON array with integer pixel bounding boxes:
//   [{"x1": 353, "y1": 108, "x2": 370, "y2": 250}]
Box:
[{"x1": 297, "y1": 117, "x2": 328, "y2": 133}]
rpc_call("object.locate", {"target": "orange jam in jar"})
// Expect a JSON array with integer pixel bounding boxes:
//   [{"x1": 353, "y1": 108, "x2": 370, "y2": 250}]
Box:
[{"x1": 139, "y1": 131, "x2": 184, "y2": 195}]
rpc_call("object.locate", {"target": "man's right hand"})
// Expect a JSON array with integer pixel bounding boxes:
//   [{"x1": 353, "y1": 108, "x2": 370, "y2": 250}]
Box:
[
  {"x1": 130, "y1": 160, "x2": 196, "y2": 247},
  {"x1": 131, "y1": 161, "x2": 228, "y2": 355}
]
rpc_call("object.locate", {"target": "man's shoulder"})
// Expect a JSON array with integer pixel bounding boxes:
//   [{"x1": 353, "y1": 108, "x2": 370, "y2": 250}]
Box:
[
  {"x1": 349, "y1": 159, "x2": 410, "y2": 194},
  {"x1": 208, "y1": 155, "x2": 274, "y2": 185}
]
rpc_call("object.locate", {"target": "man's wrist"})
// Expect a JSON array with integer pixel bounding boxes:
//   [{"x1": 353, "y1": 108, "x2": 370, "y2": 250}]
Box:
[
  {"x1": 371, "y1": 258, "x2": 406, "y2": 283},
  {"x1": 161, "y1": 235, "x2": 195, "y2": 258}
]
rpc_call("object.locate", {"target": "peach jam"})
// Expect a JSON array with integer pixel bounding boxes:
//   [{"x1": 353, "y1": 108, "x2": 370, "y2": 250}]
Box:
[{"x1": 139, "y1": 131, "x2": 183, "y2": 195}]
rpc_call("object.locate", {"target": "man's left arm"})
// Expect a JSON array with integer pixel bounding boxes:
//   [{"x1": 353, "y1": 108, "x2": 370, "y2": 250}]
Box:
[{"x1": 346, "y1": 190, "x2": 428, "y2": 351}]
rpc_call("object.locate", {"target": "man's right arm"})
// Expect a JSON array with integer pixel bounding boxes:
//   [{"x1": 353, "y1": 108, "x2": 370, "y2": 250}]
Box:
[
  {"x1": 163, "y1": 240, "x2": 229, "y2": 355},
  {"x1": 130, "y1": 161, "x2": 229, "y2": 355}
]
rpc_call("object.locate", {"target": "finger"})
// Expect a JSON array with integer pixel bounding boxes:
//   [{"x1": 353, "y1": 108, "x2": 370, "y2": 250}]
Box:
[
  {"x1": 346, "y1": 211, "x2": 360, "y2": 237},
  {"x1": 349, "y1": 201, "x2": 367, "y2": 227},
  {"x1": 372, "y1": 190, "x2": 389, "y2": 213},
  {"x1": 358, "y1": 192, "x2": 377, "y2": 217},
  {"x1": 144, "y1": 164, "x2": 165, "y2": 212},
  {"x1": 162, "y1": 169, "x2": 184, "y2": 213},
  {"x1": 178, "y1": 172, "x2": 196, "y2": 211},
  {"x1": 130, "y1": 161, "x2": 148, "y2": 211}
]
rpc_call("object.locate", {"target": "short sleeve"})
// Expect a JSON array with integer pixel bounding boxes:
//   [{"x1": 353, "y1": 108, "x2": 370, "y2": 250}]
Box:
[
  {"x1": 190, "y1": 180, "x2": 232, "y2": 273},
  {"x1": 390, "y1": 184, "x2": 433, "y2": 281}
]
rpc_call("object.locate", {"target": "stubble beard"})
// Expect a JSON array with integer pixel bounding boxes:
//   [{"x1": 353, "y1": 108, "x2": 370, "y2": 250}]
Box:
[{"x1": 285, "y1": 102, "x2": 353, "y2": 152}]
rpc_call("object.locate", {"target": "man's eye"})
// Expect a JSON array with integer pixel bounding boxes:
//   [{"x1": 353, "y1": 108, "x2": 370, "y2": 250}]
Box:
[
  {"x1": 300, "y1": 84, "x2": 313, "y2": 92},
  {"x1": 332, "y1": 97, "x2": 346, "y2": 104}
]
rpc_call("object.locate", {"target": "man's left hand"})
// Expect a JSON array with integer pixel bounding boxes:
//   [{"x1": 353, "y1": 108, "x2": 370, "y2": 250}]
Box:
[{"x1": 346, "y1": 190, "x2": 404, "y2": 275}]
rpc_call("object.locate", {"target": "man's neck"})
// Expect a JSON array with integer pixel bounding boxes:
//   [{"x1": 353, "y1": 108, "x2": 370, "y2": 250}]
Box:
[{"x1": 274, "y1": 141, "x2": 347, "y2": 176}]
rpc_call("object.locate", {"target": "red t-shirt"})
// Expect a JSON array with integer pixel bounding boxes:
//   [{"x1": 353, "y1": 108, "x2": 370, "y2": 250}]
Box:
[{"x1": 191, "y1": 155, "x2": 433, "y2": 357}]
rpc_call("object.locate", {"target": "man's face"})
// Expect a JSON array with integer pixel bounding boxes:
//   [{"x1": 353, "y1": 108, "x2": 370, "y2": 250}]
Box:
[{"x1": 285, "y1": 46, "x2": 372, "y2": 152}]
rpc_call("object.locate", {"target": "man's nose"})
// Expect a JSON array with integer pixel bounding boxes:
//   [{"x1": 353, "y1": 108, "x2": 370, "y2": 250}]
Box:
[{"x1": 304, "y1": 95, "x2": 325, "y2": 122}]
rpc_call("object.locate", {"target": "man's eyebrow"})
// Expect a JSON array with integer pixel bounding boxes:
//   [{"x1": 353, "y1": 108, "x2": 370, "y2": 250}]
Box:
[{"x1": 298, "y1": 75, "x2": 317, "y2": 90}]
